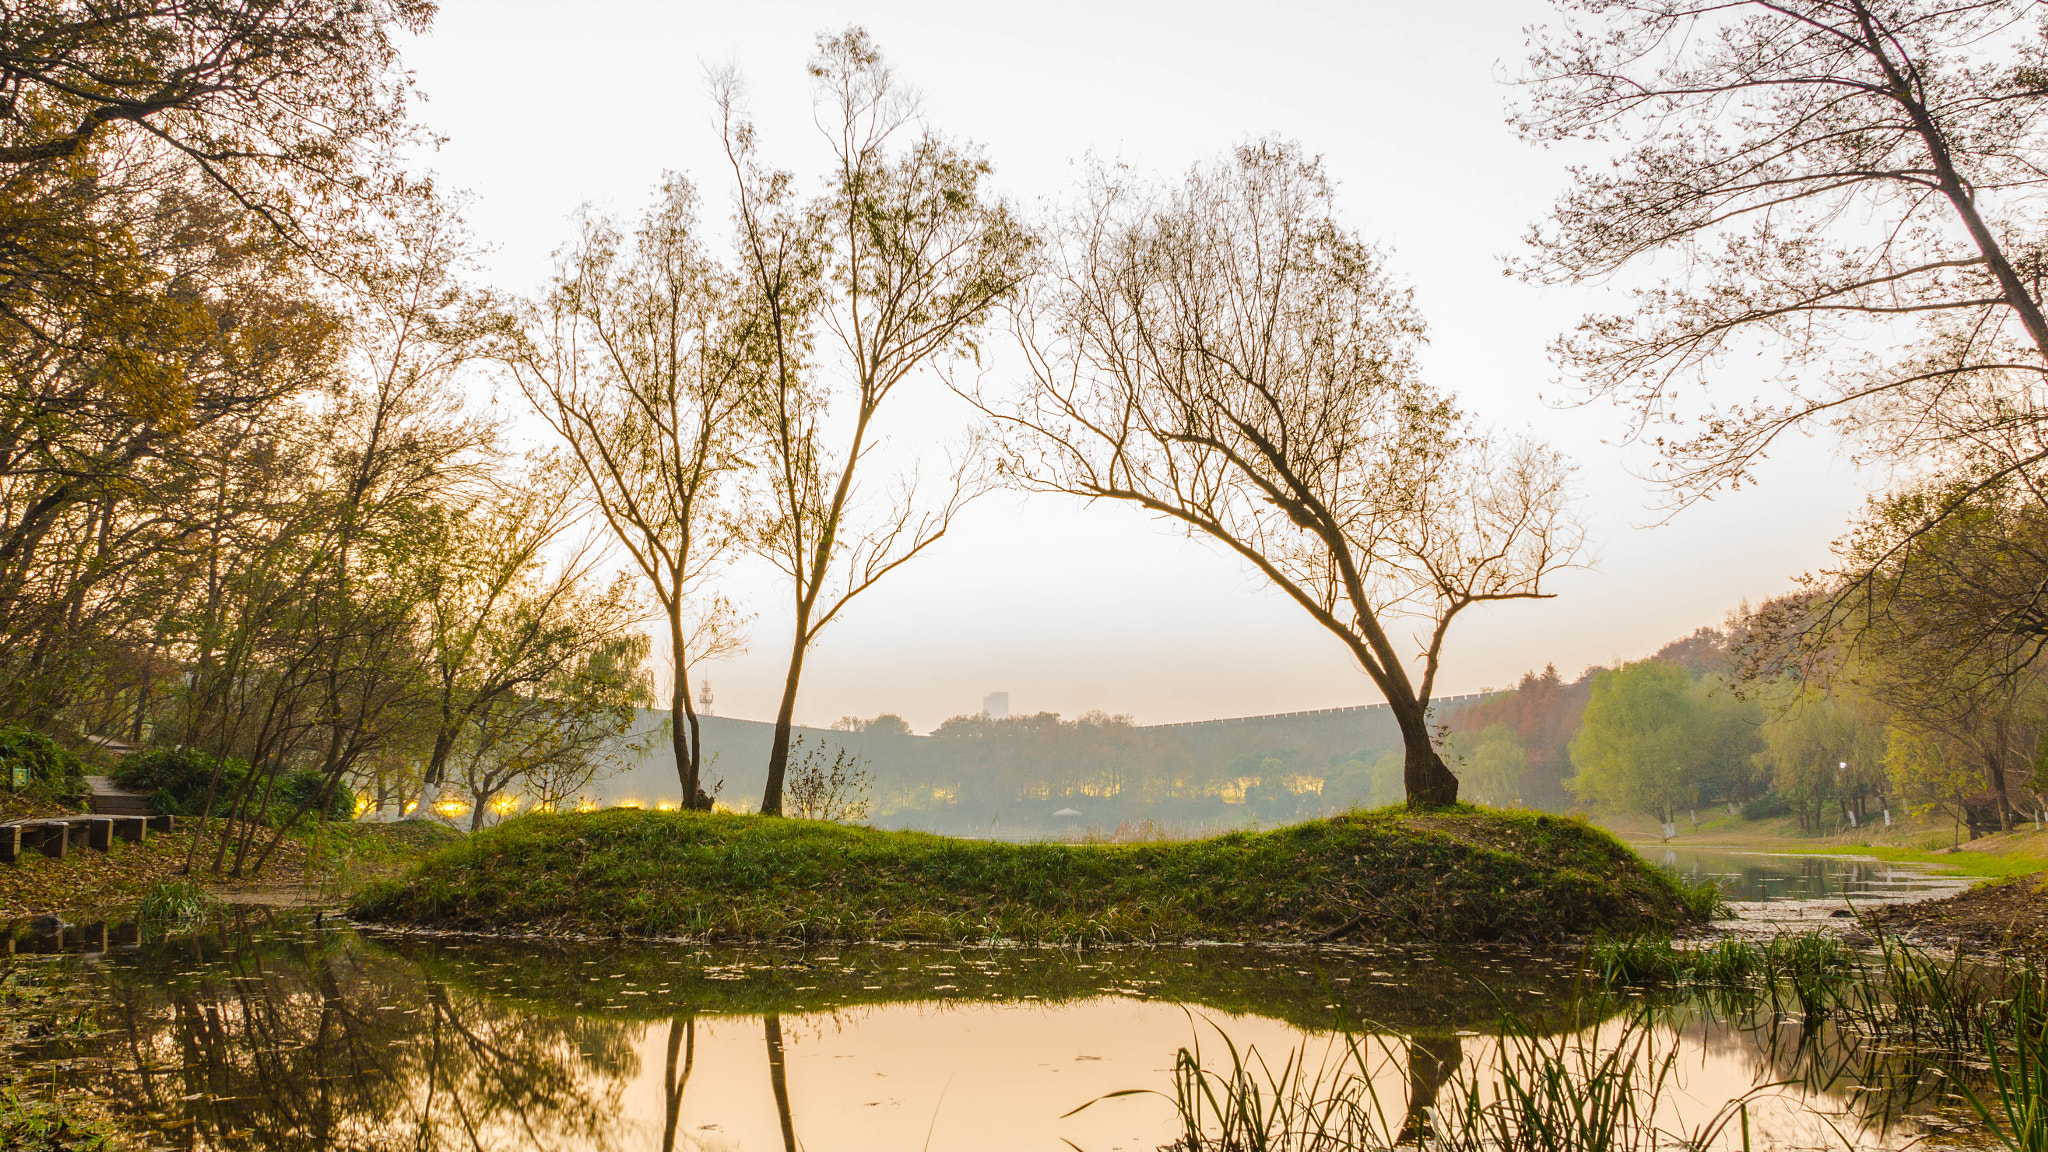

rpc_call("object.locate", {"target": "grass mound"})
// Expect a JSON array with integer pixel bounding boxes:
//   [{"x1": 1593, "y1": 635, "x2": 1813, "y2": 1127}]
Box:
[{"x1": 350, "y1": 806, "x2": 1697, "y2": 944}]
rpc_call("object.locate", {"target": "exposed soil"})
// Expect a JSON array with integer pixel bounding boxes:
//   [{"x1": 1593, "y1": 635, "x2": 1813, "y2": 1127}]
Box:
[{"x1": 1864, "y1": 872, "x2": 2048, "y2": 954}]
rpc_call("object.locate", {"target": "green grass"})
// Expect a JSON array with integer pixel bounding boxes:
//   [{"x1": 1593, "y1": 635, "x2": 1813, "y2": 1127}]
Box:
[
  {"x1": 0, "y1": 1083, "x2": 117, "y2": 1152},
  {"x1": 1807, "y1": 844, "x2": 2048, "y2": 880},
  {"x1": 350, "y1": 806, "x2": 1698, "y2": 944}
]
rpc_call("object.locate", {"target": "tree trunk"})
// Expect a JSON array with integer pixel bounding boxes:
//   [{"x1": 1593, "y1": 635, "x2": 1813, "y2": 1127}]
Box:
[
  {"x1": 1393, "y1": 702, "x2": 1458, "y2": 808},
  {"x1": 762, "y1": 629, "x2": 810, "y2": 817},
  {"x1": 671, "y1": 680, "x2": 698, "y2": 808},
  {"x1": 1396, "y1": 1034, "x2": 1463, "y2": 1145},
  {"x1": 423, "y1": 725, "x2": 456, "y2": 788},
  {"x1": 1987, "y1": 748, "x2": 2015, "y2": 833}
]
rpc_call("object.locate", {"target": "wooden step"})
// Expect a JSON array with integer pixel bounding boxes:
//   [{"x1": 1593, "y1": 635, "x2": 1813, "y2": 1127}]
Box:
[{"x1": 83, "y1": 775, "x2": 152, "y2": 817}]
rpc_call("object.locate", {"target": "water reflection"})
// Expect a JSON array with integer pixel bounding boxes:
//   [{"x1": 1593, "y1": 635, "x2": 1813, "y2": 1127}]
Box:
[
  {"x1": 0, "y1": 911, "x2": 1993, "y2": 1150},
  {"x1": 1647, "y1": 849, "x2": 1966, "y2": 904}
]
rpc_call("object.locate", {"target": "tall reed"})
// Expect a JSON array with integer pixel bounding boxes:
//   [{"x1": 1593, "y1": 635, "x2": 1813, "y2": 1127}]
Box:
[{"x1": 1078, "y1": 1008, "x2": 1764, "y2": 1152}]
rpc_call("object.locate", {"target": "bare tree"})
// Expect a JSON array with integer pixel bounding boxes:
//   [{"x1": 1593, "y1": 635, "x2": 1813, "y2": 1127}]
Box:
[
  {"x1": 507, "y1": 177, "x2": 749, "y2": 809},
  {"x1": 990, "y1": 141, "x2": 1583, "y2": 806},
  {"x1": 718, "y1": 29, "x2": 1035, "y2": 815},
  {"x1": 1516, "y1": 0, "x2": 2048, "y2": 509}
]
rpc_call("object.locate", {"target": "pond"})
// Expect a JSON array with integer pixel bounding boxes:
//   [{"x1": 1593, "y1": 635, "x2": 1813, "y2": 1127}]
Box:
[
  {"x1": 0, "y1": 859, "x2": 2002, "y2": 1152},
  {"x1": 1643, "y1": 847, "x2": 1972, "y2": 905}
]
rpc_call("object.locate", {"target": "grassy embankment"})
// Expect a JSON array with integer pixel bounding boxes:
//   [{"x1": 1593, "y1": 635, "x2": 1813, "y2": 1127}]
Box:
[{"x1": 352, "y1": 805, "x2": 1706, "y2": 944}]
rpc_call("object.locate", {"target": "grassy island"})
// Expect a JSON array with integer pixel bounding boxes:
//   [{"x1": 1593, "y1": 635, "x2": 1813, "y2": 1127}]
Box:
[{"x1": 350, "y1": 806, "x2": 1703, "y2": 944}]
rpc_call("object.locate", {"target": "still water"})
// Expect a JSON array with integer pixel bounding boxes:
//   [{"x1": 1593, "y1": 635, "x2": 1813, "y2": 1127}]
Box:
[
  {"x1": 0, "y1": 858, "x2": 1989, "y2": 1151},
  {"x1": 1648, "y1": 847, "x2": 1971, "y2": 904}
]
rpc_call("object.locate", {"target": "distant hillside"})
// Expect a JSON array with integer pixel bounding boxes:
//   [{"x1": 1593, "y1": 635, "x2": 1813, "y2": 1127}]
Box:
[{"x1": 588, "y1": 702, "x2": 1498, "y2": 837}]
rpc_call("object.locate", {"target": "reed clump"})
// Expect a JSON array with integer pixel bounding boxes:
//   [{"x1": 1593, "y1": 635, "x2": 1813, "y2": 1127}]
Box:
[{"x1": 1082, "y1": 1008, "x2": 1762, "y2": 1152}]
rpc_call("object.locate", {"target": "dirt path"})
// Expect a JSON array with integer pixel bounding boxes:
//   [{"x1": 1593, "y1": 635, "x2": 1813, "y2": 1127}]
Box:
[{"x1": 1863, "y1": 875, "x2": 2048, "y2": 955}]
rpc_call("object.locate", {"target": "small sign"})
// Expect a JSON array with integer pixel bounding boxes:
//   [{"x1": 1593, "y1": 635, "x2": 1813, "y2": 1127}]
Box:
[{"x1": 7, "y1": 764, "x2": 26, "y2": 790}]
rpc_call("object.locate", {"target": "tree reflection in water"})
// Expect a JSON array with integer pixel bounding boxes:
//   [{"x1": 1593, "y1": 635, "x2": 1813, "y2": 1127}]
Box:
[
  {"x1": 765, "y1": 1013, "x2": 798, "y2": 1152},
  {"x1": 660, "y1": 1016, "x2": 694, "y2": 1152},
  {"x1": 43, "y1": 917, "x2": 640, "y2": 1151}
]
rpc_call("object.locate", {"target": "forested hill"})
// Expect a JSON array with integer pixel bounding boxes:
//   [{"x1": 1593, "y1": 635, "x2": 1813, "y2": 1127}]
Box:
[
  {"x1": 587, "y1": 625, "x2": 1785, "y2": 837},
  {"x1": 595, "y1": 705, "x2": 1424, "y2": 837}
]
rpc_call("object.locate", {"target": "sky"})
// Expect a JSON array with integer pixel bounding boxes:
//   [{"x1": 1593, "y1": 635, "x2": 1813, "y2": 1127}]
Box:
[{"x1": 398, "y1": 0, "x2": 1881, "y2": 732}]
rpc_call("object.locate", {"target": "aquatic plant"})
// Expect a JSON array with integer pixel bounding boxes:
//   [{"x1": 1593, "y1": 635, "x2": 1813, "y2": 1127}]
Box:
[
  {"x1": 1586, "y1": 935, "x2": 1764, "y2": 988},
  {"x1": 1966, "y1": 975, "x2": 2048, "y2": 1152},
  {"x1": 1669, "y1": 870, "x2": 1732, "y2": 921},
  {"x1": 1588, "y1": 935, "x2": 1684, "y2": 985},
  {"x1": 1083, "y1": 1008, "x2": 1764, "y2": 1152},
  {"x1": 136, "y1": 877, "x2": 219, "y2": 924}
]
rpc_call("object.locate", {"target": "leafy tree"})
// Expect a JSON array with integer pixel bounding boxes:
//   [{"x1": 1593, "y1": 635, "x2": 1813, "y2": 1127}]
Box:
[
  {"x1": 831, "y1": 713, "x2": 913, "y2": 736},
  {"x1": 1449, "y1": 724, "x2": 1528, "y2": 808},
  {"x1": 1828, "y1": 494, "x2": 2048, "y2": 828},
  {"x1": 1569, "y1": 662, "x2": 1697, "y2": 823},
  {"x1": 1753, "y1": 684, "x2": 1887, "y2": 831},
  {"x1": 992, "y1": 139, "x2": 1584, "y2": 807},
  {"x1": 1569, "y1": 662, "x2": 1762, "y2": 822},
  {"x1": 1446, "y1": 664, "x2": 1594, "y2": 809},
  {"x1": 445, "y1": 636, "x2": 648, "y2": 831},
  {"x1": 1885, "y1": 723, "x2": 1987, "y2": 843}
]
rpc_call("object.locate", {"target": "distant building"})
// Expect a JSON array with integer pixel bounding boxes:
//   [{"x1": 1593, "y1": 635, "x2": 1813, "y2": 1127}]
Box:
[{"x1": 983, "y1": 691, "x2": 1009, "y2": 720}]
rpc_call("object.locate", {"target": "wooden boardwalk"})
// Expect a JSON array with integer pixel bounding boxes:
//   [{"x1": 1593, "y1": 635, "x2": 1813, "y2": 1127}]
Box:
[
  {"x1": 83, "y1": 774, "x2": 151, "y2": 816},
  {"x1": 2, "y1": 778, "x2": 169, "y2": 864}
]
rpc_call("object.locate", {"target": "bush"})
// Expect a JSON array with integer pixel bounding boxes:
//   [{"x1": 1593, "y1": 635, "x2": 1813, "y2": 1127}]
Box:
[
  {"x1": 0, "y1": 725, "x2": 85, "y2": 791},
  {"x1": 1741, "y1": 791, "x2": 1791, "y2": 819},
  {"x1": 112, "y1": 748, "x2": 355, "y2": 823}
]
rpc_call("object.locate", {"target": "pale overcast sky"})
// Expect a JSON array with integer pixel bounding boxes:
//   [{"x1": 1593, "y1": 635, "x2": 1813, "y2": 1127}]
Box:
[{"x1": 400, "y1": 0, "x2": 1878, "y2": 731}]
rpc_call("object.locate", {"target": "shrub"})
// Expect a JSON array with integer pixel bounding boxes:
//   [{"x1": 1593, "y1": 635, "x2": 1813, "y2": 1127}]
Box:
[
  {"x1": 1741, "y1": 791, "x2": 1791, "y2": 819},
  {"x1": 0, "y1": 725, "x2": 85, "y2": 790},
  {"x1": 113, "y1": 748, "x2": 355, "y2": 823}
]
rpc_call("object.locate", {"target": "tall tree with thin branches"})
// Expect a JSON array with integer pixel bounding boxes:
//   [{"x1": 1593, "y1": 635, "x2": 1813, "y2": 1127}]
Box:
[
  {"x1": 508, "y1": 177, "x2": 749, "y2": 808},
  {"x1": 990, "y1": 141, "x2": 1584, "y2": 806},
  {"x1": 719, "y1": 29, "x2": 1034, "y2": 815}
]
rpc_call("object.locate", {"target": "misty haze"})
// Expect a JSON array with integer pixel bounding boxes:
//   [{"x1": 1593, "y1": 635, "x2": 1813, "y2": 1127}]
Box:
[{"x1": 5, "y1": 3, "x2": 2048, "y2": 1151}]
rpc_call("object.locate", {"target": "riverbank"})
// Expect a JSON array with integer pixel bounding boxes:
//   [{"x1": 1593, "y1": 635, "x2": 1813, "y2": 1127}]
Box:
[
  {"x1": 1606, "y1": 810, "x2": 2048, "y2": 880},
  {"x1": 0, "y1": 819, "x2": 461, "y2": 920},
  {"x1": 350, "y1": 806, "x2": 1705, "y2": 944}
]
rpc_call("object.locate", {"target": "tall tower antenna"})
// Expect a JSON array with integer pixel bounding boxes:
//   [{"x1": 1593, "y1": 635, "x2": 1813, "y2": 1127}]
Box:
[{"x1": 697, "y1": 678, "x2": 714, "y2": 717}]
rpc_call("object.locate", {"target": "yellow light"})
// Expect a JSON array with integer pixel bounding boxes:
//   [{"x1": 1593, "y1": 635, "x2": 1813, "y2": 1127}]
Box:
[
  {"x1": 614, "y1": 800, "x2": 643, "y2": 810},
  {"x1": 434, "y1": 798, "x2": 468, "y2": 819},
  {"x1": 353, "y1": 795, "x2": 372, "y2": 817},
  {"x1": 403, "y1": 800, "x2": 419, "y2": 815},
  {"x1": 656, "y1": 800, "x2": 678, "y2": 812},
  {"x1": 530, "y1": 802, "x2": 555, "y2": 814},
  {"x1": 574, "y1": 797, "x2": 599, "y2": 813},
  {"x1": 490, "y1": 794, "x2": 520, "y2": 815}
]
